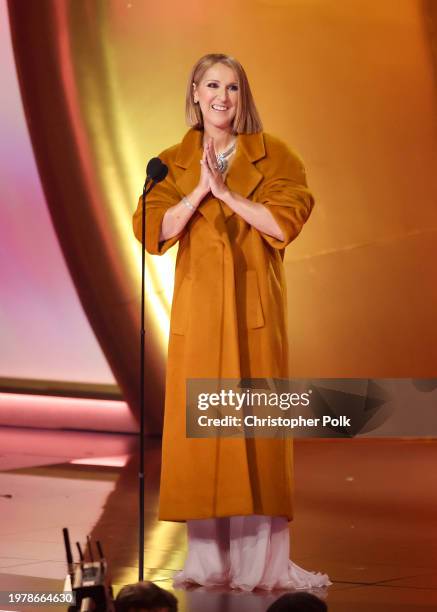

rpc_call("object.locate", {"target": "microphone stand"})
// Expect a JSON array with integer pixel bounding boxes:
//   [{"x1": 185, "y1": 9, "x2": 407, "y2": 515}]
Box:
[{"x1": 138, "y1": 177, "x2": 157, "y2": 582}]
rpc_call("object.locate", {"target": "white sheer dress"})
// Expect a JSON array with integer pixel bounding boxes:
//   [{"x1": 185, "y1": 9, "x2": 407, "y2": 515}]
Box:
[{"x1": 173, "y1": 515, "x2": 332, "y2": 592}]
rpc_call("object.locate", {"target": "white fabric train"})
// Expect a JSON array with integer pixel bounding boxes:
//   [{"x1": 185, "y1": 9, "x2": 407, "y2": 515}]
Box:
[{"x1": 173, "y1": 515, "x2": 332, "y2": 591}]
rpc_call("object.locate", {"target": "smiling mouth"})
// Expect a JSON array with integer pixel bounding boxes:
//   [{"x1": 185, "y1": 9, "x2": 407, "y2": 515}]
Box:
[{"x1": 211, "y1": 104, "x2": 228, "y2": 111}]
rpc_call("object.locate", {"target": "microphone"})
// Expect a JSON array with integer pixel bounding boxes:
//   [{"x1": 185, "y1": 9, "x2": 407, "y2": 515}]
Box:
[
  {"x1": 155, "y1": 163, "x2": 168, "y2": 182},
  {"x1": 145, "y1": 157, "x2": 168, "y2": 189}
]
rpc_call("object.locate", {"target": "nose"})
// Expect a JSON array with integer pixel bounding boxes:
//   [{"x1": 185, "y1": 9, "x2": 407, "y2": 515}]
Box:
[{"x1": 216, "y1": 87, "x2": 229, "y2": 102}]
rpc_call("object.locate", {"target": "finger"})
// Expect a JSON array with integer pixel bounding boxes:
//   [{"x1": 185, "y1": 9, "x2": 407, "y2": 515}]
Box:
[
  {"x1": 201, "y1": 147, "x2": 209, "y2": 168},
  {"x1": 207, "y1": 145, "x2": 217, "y2": 172},
  {"x1": 200, "y1": 159, "x2": 212, "y2": 175},
  {"x1": 205, "y1": 145, "x2": 213, "y2": 169},
  {"x1": 204, "y1": 153, "x2": 216, "y2": 178},
  {"x1": 209, "y1": 140, "x2": 217, "y2": 160}
]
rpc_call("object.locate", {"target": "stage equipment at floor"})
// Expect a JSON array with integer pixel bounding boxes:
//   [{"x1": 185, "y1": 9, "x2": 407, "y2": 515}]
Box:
[{"x1": 63, "y1": 528, "x2": 114, "y2": 612}]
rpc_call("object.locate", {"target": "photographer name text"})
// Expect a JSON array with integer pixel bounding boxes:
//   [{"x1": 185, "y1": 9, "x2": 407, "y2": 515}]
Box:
[{"x1": 197, "y1": 415, "x2": 351, "y2": 428}]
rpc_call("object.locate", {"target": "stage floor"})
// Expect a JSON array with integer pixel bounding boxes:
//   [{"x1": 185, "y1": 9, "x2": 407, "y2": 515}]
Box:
[{"x1": 0, "y1": 427, "x2": 436, "y2": 611}]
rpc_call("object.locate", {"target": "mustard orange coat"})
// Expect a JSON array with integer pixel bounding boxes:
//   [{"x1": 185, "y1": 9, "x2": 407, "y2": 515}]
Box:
[{"x1": 133, "y1": 128, "x2": 314, "y2": 521}]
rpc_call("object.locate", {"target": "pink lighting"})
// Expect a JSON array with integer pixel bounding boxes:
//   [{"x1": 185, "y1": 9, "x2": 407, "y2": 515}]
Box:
[
  {"x1": 0, "y1": 393, "x2": 138, "y2": 433},
  {"x1": 70, "y1": 454, "x2": 130, "y2": 467},
  {"x1": 0, "y1": 1, "x2": 114, "y2": 385}
]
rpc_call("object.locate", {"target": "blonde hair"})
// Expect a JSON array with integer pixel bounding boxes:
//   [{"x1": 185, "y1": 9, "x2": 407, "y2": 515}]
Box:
[{"x1": 185, "y1": 53, "x2": 263, "y2": 134}]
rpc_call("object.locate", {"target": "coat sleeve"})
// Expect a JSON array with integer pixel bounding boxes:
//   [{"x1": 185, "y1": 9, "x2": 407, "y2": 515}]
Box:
[
  {"x1": 132, "y1": 149, "x2": 183, "y2": 255},
  {"x1": 256, "y1": 141, "x2": 315, "y2": 251}
]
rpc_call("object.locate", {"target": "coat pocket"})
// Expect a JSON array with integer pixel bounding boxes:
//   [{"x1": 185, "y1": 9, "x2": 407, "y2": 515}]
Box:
[
  {"x1": 171, "y1": 277, "x2": 192, "y2": 335},
  {"x1": 245, "y1": 270, "x2": 265, "y2": 329}
]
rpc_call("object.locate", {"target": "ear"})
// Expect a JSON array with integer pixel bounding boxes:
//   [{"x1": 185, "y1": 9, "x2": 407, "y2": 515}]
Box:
[{"x1": 192, "y1": 82, "x2": 199, "y2": 103}]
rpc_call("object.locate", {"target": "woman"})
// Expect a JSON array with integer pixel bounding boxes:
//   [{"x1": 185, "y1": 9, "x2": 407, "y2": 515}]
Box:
[{"x1": 133, "y1": 53, "x2": 331, "y2": 591}]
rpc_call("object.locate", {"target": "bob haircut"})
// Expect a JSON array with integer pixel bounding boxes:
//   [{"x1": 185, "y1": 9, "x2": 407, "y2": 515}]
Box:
[{"x1": 185, "y1": 53, "x2": 263, "y2": 134}]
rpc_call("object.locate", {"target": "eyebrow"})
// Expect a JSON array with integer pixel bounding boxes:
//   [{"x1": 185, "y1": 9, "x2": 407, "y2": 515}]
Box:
[{"x1": 205, "y1": 79, "x2": 238, "y2": 85}]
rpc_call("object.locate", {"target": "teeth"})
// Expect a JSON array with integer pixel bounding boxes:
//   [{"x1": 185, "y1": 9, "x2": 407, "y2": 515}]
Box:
[{"x1": 212, "y1": 105, "x2": 227, "y2": 111}]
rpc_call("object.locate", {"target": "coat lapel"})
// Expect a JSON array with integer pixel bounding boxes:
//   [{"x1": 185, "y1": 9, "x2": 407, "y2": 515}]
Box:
[
  {"x1": 174, "y1": 128, "x2": 266, "y2": 235},
  {"x1": 174, "y1": 129, "x2": 203, "y2": 198},
  {"x1": 226, "y1": 131, "x2": 265, "y2": 199}
]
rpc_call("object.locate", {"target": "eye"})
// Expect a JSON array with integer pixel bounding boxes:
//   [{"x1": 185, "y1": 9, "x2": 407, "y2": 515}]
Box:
[
  {"x1": 207, "y1": 83, "x2": 219, "y2": 88},
  {"x1": 229, "y1": 85, "x2": 239, "y2": 92}
]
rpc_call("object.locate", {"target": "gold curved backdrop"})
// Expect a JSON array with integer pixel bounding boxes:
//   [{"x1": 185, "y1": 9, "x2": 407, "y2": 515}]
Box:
[{"x1": 7, "y1": 0, "x2": 437, "y2": 429}]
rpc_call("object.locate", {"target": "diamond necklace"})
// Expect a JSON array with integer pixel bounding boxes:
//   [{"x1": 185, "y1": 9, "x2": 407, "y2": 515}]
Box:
[{"x1": 216, "y1": 140, "x2": 237, "y2": 174}]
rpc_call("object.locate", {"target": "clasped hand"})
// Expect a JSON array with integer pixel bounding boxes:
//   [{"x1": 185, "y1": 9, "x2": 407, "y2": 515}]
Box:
[{"x1": 199, "y1": 139, "x2": 230, "y2": 200}]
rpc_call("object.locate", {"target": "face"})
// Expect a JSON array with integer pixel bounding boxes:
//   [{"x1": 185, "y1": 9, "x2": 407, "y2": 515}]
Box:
[{"x1": 193, "y1": 63, "x2": 239, "y2": 131}]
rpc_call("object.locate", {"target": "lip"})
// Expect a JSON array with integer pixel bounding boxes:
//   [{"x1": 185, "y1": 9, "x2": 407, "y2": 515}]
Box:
[{"x1": 211, "y1": 104, "x2": 228, "y2": 111}]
